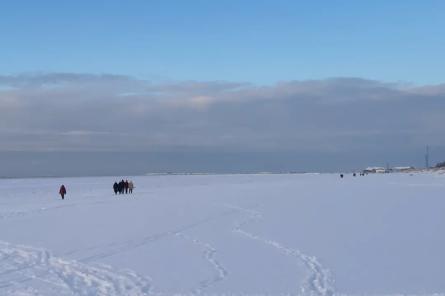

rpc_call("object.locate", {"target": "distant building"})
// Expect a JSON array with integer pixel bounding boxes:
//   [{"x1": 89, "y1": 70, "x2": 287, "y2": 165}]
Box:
[
  {"x1": 363, "y1": 167, "x2": 386, "y2": 173},
  {"x1": 392, "y1": 166, "x2": 415, "y2": 172},
  {"x1": 435, "y1": 161, "x2": 445, "y2": 168},
  {"x1": 363, "y1": 166, "x2": 415, "y2": 173}
]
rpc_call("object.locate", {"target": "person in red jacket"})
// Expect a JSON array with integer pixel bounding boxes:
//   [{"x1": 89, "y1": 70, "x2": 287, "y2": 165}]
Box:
[{"x1": 59, "y1": 184, "x2": 67, "y2": 200}]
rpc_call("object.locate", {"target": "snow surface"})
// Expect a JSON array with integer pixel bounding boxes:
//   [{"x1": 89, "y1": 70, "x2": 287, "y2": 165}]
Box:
[{"x1": 0, "y1": 173, "x2": 444, "y2": 296}]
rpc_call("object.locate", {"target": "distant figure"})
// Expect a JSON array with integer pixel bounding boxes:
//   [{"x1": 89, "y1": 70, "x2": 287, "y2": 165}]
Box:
[
  {"x1": 340, "y1": 174, "x2": 344, "y2": 178},
  {"x1": 353, "y1": 173, "x2": 356, "y2": 177},
  {"x1": 119, "y1": 179, "x2": 125, "y2": 194},
  {"x1": 113, "y1": 182, "x2": 119, "y2": 195},
  {"x1": 59, "y1": 185, "x2": 67, "y2": 200},
  {"x1": 128, "y1": 180, "x2": 134, "y2": 194},
  {"x1": 124, "y1": 180, "x2": 129, "y2": 194}
]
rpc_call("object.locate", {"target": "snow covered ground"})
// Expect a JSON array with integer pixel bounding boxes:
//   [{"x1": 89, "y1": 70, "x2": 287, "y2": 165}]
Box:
[{"x1": 0, "y1": 173, "x2": 444, "y2": 296}]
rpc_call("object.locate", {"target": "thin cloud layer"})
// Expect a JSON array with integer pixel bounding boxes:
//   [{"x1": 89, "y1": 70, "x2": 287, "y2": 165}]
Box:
[{"x1": 1, "y1": 73, "x2": 444, "y2": 157}]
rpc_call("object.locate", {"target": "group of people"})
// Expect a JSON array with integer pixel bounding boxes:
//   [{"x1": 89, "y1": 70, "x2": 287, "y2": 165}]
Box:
[
  {"x1": 58, "y1": 179, "x2": 136, "y2": 200},
  {"x1": 340, "y1": 172, "x2": 368, "y2": 178},
  {"x1": 113, "y1": 179, "x2": 134, "y2": 195}
]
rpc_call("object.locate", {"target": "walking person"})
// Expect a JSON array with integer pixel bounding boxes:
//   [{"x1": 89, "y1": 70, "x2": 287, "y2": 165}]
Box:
[
  {"x1": 113, "y1": 182, "x2": 119, "y2": 195},
  {"x1": 124, "y1": 180, "x2": 129, "y2": 194},
  {"x1": 128, "y1": 180, "x2": 134, "y2": 194},
  {"x1": 59, "y1": 184, "x2": 67, "y2": 200},
  {"x1": 119, "y1": 180, "x2": 125, "y2": 194}
]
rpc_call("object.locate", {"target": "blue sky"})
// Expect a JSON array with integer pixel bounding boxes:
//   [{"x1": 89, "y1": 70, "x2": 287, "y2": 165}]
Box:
[
  {"x1": 1, "y1": 0, "x2": 444, "y2": 84},
  {"x1": 1, "y1": 1, "x2": 445, "y2": 174}
]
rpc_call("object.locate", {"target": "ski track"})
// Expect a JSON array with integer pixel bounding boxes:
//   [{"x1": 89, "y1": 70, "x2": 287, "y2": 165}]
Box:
[
  {"x1": 0, "y1": 199, "x2": 112, "y2": 221},
  {"x1": 0, "y1": 241, "x2": 153, "y2": 296},
  {"x1": 0, "y1": 204, "x2": 72, "y2": 220},
  {"x1": 75, "y1": 209, "x2": 237, "y2": 263},
  {"x1": 225, "y1": 204, "x2": 335, "y2": 296}
]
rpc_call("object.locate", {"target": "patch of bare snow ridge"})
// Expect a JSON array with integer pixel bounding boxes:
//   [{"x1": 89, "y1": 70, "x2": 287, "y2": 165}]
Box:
[{"x1": 0, "y1": 241, "x2": 152, "y2": 296}]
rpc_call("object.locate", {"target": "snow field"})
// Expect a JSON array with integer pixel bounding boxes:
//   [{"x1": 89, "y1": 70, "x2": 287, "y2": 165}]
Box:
[{"x1": 0, "y1": 173, "x2": 444, "y2": 295}]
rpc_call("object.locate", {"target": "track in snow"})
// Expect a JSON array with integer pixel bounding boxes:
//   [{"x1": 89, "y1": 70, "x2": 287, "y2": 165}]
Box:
[
  {"x1": 226, "y1": 204, "x2": 335, "y2": 296},
  {"x1": 74, "y1": 209, "x2": 236, "y2": 264},
  {"x1": 0, "y1": 241, "x2": 152, "y2": 296},
  {"x1": 0, "y1": 199, "x2": 113, "y2": 221},
  {"x1": 71, "y1": 211, "x2": 234, "y2": 295},
  {"x1": 175, "y1": 232, "x2": 228, "y2": 295}
]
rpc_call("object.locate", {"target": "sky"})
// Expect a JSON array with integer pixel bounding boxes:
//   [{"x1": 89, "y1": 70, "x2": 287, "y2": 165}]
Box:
[{"x1": 1, "y1": 1, "x2": 445, "y2": 176}]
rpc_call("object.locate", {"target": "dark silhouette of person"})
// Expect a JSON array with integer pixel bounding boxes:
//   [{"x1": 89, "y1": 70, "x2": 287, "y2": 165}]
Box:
[
  {"x1": 119, "y1": 180, "x2": 125, "y2": 194},
  {"x1": 113, "y1": 182, "x2": 118, "y2": 195},
  {"x1": 124, "y1": 180, "x2": 129, "y2": 194},
  {"x1": 340, "y1": 174, "x2": 344, "y2": 178},
  {"x1": 59, "y1": 185, "x2": 67, "y2": 200}
]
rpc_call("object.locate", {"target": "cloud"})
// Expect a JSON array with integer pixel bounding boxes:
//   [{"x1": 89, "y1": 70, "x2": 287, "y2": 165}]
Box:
[{"x1": 0, "y1": 73, "x2": 444, "y2": 158}]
